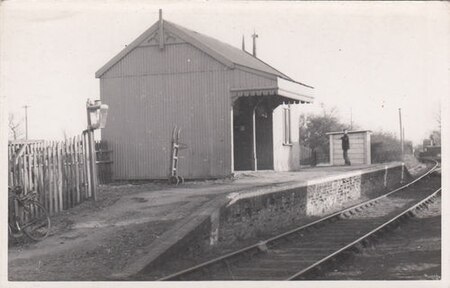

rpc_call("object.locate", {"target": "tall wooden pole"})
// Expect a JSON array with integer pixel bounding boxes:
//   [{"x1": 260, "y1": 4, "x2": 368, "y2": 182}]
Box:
[
  {"x1": 230, "y1": 106, "x2": 234, "y2": 173},
  {"x1": 23, "y1": 105, "x2": 30, "y2": 140},
  {"x1": 89, "y1": 129, "x2": 98, "y2": 200},
  {"x1": 252, "y1": 105, "x2": 257, "y2": 171},
  {"x1": 350, "y1": 107, "x2": 353, "y2": 130},
  {"x1": 399, "y1": 108, "x2": 404, "y2": 159},
  {"x1": 402, "y1": 126, "x2": 405, "y2": 154},
  {"x1": 86, "y1": 100, "x2": 98, "y2": 201}
]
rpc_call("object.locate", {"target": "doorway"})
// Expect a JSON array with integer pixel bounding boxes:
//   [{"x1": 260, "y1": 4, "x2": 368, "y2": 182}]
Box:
[{"x1": 233, "y1": 97, "x2": 273, "y2": 171}]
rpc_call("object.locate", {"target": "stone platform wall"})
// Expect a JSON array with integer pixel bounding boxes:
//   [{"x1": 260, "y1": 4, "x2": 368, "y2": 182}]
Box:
[{"x1": 216, "y1": 163, "x2": 408, "y2": 247}]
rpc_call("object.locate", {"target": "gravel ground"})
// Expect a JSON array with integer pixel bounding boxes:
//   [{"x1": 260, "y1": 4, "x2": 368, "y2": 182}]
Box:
[
  {"x1": 311, "y1": 196, "x2": 441, "y2": 280},
  {"x1": 7, "y1": 174, "x2": 282, "y2": 281},
  {"x1": 8, "y1": 182, "x2": 215, "y2": 281}
]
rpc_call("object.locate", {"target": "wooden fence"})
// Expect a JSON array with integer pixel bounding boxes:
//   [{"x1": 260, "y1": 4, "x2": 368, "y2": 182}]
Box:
[
  {"x1": 8, "y1": 134, "x2": 96, "y2": 215},
  {"x1": 95, "y1": 140, "x2": 113, "y2": 184},
  {"x1": 300, "y1": 145, "x2": 313, "y2": 165},
  {"x1": 300, "y1": 145, "x2": 330, "y2": 166}
]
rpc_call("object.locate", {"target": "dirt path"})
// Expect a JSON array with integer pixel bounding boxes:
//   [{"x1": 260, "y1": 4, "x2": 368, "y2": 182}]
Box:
[
  {"x1": 7, "y1": 176, "x2": 290, "y2": 281},
  {"x1": 8, "y1": 182, "x2": 228, "y2": 280}
]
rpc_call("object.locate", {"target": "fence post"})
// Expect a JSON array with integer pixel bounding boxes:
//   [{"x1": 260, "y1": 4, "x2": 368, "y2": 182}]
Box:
[
  {"x1": 26, "y1": 144, "x2": 32, "y2": 193},
  {"x1": 86, "y1": 129, "x2": 98, "y2": 201},
  {"x1": 83, "y1": 133, "x2": 91, "y2": 199},
  {"x1": 57, "y1": 142, "x2": 63, "y2": 212},
  {"x1": 48, "y1": 143, "x2": 54, "y2": 214},
  {"x1": 79, "y1": 135, "x2": 87, "y2": 201},
  {"x1": 74, "y1": 137, "x2": 81, "y2": 204}
]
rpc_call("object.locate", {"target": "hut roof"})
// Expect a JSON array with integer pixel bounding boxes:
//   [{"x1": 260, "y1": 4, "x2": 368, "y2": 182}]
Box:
[
  {"x1": 96, "y1": 19, "x2": 310, "y2": 88},
  {"x1": 165, "y1": 21, "x2": 291, "y2": 80}
]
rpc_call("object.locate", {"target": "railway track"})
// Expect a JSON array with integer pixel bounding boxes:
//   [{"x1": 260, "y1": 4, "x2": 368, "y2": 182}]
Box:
[{"x1": 159, "y1": 161, "x2": 440, "y2": 281}]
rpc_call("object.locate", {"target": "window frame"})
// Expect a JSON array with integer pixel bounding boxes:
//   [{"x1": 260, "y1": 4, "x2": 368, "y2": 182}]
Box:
[{"x1": 283, "y1": 105, "x2": 292, "y2": 146}]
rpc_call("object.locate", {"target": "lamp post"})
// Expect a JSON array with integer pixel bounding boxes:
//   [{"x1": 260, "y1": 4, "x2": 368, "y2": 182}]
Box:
[
  {"x1": 85, "y1": 99, "x2": 109, "y2": 201},
  {"x1": 87, "y1": 99, "x2": 109, "y2": 130}
]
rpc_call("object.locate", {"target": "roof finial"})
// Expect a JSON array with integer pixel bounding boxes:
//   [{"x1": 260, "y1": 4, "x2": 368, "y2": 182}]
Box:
[
  {"x1": 242, "y1": 35, "x2": 245, "y2": 51},
  {"x1": 159, "y1": 9, "x2": 164, "y2": 49},
  {"x1": 251, "y1": 29, "x2": 258, "y2": 57}
]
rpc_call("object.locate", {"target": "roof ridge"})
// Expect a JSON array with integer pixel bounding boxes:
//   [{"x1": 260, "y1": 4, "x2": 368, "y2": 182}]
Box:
[
  {"x1": 239, "y1": 50, "x2": 292, "y2": 81},
  {"x1": 165, "y1": 20, "x2": 291, "y2": 79},
  {"x1": 166, "y1": 20, "x2": 242, "y2": 53}
]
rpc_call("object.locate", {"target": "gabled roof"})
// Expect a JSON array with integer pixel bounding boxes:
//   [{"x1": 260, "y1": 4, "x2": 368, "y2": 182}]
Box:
[
  {"x1": 96, "y1": 19, "x2": 309, "y2": 86},
  {"x1": 165, "y1": 21, "x2": 291, "y2": 80}
]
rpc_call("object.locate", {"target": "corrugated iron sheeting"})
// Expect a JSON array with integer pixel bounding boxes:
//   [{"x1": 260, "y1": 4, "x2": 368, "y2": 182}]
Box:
[
  {"x1": 101, "y1": 42, "x2": 278, "y2": 179},
  {"x1": 102, "y1": 43, "x2": 226, "y2": 79}
]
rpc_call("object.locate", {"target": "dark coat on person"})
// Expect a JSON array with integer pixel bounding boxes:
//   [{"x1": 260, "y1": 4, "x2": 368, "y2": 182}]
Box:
[{"x1": 341, "y1": 134, "x2": 350, "y2": 150}]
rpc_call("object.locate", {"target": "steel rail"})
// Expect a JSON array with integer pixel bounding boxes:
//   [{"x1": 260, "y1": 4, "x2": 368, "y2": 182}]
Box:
[
  {"x1": 288, "y1": 186, "x2": 441, "y2": 280},
  {"x1": 159, "y1": 160, "x2": 439, "y2": 281}
]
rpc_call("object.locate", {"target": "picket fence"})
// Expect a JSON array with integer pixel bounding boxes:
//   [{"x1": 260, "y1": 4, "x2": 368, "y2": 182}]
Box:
[
  {"x1": 95, "y1": 141, "x2": 113, "y2": 184},
  {"x1": 8, "y1": 135, "x2": 97, "y2": 215},
  {"x1": 300, "y1": 145, "x2": 330, "y2": 166}
]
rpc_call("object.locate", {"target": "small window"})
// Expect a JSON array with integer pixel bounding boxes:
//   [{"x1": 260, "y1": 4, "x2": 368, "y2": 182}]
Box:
[{"x1": 283, "y1": 105, "x2": 292, "y2": 145}]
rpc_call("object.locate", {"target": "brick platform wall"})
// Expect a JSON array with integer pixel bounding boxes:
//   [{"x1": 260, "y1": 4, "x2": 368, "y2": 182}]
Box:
[
  {"x1": 219, "y1": 187, "x2": 308, "y2": 245},
  {"x1": 306, "y1": 175, "x2": 361, "y2": 216}
]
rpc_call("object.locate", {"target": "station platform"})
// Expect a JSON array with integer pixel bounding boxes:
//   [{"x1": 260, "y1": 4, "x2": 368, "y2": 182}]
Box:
[{"x1": 8, "y1": 160, "x2": 426, "y2": 281}]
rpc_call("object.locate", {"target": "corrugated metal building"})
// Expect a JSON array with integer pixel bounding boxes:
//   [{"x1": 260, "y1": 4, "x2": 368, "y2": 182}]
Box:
[{"x1": 96, "y1": 14, "x2": 314, "y2": 180}]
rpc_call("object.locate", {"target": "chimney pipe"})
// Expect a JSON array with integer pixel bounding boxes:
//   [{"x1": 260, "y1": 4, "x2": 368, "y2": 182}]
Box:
[
  {"x1": 159, "y1": 9, "x2": 164, "y2": 49},
  {"x1": 242, "y1": 35, "x2": 245, "y2": 51},
  {"x1": 251, "y1": 30, "x2": 258, "y2": 57}
]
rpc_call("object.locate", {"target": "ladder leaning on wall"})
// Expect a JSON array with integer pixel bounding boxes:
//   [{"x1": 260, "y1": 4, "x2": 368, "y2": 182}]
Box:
[{"x1": 168, "y1": 126, "x2": 188, "y2": 185}]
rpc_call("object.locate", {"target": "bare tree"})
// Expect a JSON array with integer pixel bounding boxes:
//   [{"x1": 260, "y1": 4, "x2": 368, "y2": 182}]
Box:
[
  {"x1": 436, "y1": 108, "x2": 441, "y2": 131},
  {"x1": 319, "y1": 102, "x2": 339, "y2": 119},
  {"x1": 8, "y1": 113, "x2": 24, "y2": 140},
  {"x1": 430, "y1": 105, "x2": 441, "y2": 146}
]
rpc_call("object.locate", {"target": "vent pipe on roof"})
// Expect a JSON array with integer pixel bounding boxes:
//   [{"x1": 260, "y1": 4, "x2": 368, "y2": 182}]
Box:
[
  {"x1": 251, "y1": 30, "x2": 258, "y2": 57},
  {"x1": 159, "y1": 9, "x2": 164, "y2": 50},
  {"x1": 242, "y1": 35, "x2": 245, "y2": 51}
]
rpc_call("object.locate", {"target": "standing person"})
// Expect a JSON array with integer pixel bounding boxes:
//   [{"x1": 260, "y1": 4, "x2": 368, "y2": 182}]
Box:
[{"x1": 341, "y1": 129, "x2": 351, "y2": 165}]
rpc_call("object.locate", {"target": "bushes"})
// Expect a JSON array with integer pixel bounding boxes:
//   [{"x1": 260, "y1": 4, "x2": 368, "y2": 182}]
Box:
[
  {"x1": 299, "y1": 109, "x2": 346, "y2": 166},
  {"x1": 371, "y1": 132, "x2": 412, "y2": 163}
]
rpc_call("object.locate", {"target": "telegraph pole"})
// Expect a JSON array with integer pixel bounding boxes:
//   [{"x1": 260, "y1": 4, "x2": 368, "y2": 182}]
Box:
[
  {"x1": 350, "y1": 107, "x2": 353, "y2": 130},
  {"x1": 403, "y1": 126, "x2": 405, "y2": 154},
  {"x1": 23, "y1": 105, "x2": 30, "y2": 140},
  {"x1": 398, "y1": 108, "x2": 404, "y2": 159}
]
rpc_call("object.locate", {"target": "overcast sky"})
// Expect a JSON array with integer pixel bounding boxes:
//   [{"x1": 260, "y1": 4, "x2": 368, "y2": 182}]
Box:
[{"x1": 1, "y1": 0, "x2": 448, "y2": 144}]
